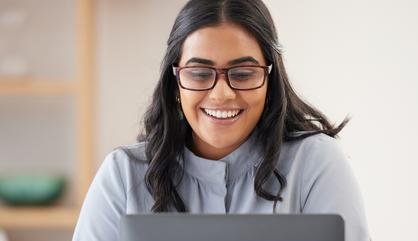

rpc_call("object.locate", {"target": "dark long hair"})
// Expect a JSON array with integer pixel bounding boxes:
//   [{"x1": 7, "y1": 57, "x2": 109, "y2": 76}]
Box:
[{"x1": 139, "y1": 0, "x2": 349, "y2": 212}]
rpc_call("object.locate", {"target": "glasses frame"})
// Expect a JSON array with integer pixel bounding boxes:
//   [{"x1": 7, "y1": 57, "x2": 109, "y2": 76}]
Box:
[{"x1": 172, "y1": 64, "x2": 273, "y2": 91}]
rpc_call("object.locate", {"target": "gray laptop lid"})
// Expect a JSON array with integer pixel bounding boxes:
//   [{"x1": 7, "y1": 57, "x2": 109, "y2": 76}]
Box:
[{"x1": 119, "y1": 214, "x2": 344, "y2": 241}]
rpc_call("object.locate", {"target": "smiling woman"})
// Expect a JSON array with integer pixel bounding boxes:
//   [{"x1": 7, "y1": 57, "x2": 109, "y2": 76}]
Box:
[
  {"x1": 72, "y1": 1, "x2": 370, "y2": 241},
  {"x1": 177, "y1": 23, "x2": 269, "y2": 160}
]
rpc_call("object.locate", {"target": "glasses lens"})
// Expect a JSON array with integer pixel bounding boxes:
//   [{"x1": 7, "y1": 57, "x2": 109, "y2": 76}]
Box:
[
  {"x1": 179, "y1": 67, "x2": 215, "y2": 90},
  {"x1": 229, "y1": 67, "x2": 265, "y2": 89}
]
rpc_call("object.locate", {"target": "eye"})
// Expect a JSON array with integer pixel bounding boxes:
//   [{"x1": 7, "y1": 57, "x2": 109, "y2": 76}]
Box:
[
  {"x1": 183, "y1": 68, "x2": 213, "y2": 81},
  {"x1": 191, "y1": 71, "x2": 212, "y2": 77},
  {"x1": 229, "y1": 68, "x2": 257, "y2": 80}
]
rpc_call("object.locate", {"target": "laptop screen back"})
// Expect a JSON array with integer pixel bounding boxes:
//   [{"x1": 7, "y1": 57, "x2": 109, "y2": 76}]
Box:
[{"x1": 119, "y1": 214, "x2": 344, "y2": 241}]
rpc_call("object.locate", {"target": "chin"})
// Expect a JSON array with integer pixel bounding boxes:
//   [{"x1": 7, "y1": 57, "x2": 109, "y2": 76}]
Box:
[{"x1": 203, "y1": 132, "x2": 244, "y2": 150}]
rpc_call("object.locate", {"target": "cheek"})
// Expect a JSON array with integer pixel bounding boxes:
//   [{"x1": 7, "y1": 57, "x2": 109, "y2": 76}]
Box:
[
  {"x1": 179, "y1": 90, "x2": 205, "y2": 121},
  {"x1": 243, "y1": 89, "x2": 267, "y2": 118}
]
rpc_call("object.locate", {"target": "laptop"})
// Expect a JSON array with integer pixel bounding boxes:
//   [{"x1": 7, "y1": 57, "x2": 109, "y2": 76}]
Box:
[{"x1": 119, "y1": 214, "x2": 344, "y2": 241}]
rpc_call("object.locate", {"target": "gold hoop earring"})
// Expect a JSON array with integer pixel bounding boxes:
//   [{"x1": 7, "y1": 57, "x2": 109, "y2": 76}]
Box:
[{"x1": 176, "y1": 96, "x2": 183, "y2": 120}]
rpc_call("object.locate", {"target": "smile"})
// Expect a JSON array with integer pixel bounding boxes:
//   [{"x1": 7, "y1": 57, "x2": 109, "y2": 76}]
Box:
[{"x1": 202, "y1": 108, "x2": 243, "y2": 119}]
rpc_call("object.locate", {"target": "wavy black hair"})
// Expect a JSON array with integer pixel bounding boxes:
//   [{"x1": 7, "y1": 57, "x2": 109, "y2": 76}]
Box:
[{"x1": 138, "y1": 0, "x2": 349, "y2": 212}]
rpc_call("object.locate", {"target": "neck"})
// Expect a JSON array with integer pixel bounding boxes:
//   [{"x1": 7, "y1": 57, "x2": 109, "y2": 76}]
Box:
[{"x1": 189, "y1": 133, "x2": 246, "y2": 160}]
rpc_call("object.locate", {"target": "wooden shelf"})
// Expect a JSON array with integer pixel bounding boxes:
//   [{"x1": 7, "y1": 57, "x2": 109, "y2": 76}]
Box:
[
  {"x1": 0, "y1": 80, "x2": 77, "y2": 96},
  {"x1": 0, "y1": 206, "x2": 80, "y2": 229},
  {"x1": 0, "y1": 0, "x2": 94, "y2": 232}
]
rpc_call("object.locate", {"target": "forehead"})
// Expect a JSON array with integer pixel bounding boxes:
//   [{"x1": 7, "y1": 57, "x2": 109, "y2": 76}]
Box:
[{"x1": 179, "y1": 22, "x2": 265, "y2": 66}]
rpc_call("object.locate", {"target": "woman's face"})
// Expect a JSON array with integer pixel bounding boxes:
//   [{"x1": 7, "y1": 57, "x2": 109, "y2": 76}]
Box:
[{"x1": 178, "y1": 22, "x2": 268, "y2": 160}]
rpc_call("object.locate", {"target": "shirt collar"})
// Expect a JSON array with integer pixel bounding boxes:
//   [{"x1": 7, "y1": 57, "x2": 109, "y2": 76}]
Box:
[{"x1": 181, "y1": 131, "x2": 263, "y2": 184}]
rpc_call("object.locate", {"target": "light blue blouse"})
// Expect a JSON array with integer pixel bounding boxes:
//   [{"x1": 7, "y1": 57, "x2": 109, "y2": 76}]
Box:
[{"x1": 72, "y1": 132, "x2": 369, "y2": 241}]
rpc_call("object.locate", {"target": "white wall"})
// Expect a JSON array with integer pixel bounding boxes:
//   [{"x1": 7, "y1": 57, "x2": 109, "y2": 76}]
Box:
[
  {"x1": 96, "y1": 0, "x2": 188, "y2": 160},
  {"x1": 264, "y1": 1, "x2": 418, "y2": 240},
  {"x1": 97, "y1": 1, "x2": 418, "y2": 241}
]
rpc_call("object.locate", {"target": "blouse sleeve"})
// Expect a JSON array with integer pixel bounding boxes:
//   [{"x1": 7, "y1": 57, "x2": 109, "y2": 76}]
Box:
[
  {"x1": 300, "y1": 135, "x2": 370, "y2": 241},
  {"x1": 72, "y1": 149, "x2": 128, "y2": 241}
]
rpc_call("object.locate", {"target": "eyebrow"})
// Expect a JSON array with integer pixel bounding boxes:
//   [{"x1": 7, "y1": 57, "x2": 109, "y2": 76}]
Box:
[{"x1": 185, "y1": 56, "x2": 260, "y2": 66}]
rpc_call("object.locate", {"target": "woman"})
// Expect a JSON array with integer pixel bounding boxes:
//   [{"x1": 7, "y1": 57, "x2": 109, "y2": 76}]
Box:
[{"x1": 73, "y1": 0, "x2": 369, "y2": 241}]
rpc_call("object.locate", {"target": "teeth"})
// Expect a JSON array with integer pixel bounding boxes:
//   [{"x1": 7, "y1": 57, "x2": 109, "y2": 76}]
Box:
[{"x1": 203, "y1": 109, "x2": 241, "y2": 119}]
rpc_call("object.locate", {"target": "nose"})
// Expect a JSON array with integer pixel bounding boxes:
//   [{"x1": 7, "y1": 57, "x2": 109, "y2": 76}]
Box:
[{"x1": 208, "y1": 73, "x2": 236, "y2": 102}]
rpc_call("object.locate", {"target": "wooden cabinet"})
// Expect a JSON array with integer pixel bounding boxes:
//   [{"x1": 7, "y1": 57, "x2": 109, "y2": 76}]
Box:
[{"x1": 0, "y1": 0, "x2": 94, "y2": 230}]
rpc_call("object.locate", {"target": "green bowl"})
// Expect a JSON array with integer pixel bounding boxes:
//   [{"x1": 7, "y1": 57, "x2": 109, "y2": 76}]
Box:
[{"x1": 0, "y1": 175, "x2": 66, "y2": 206}]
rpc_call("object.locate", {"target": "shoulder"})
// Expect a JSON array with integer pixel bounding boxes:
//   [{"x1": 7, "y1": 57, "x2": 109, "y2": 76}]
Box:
[
  {"x1": 73, "y1": 142, "x2": 151, "y2": 240},
  {"x1": 117, "y1": 142, "x2": 148, "y2": 162},
  {"x1": 282, "y1": 133, "x2": 359, "y2": 199},
  {"x1": 99, "y1": 141, "x2": 149, "y2": 192},
  {"x1": 279, "y1": 132, "x2": 349, "y2": 177},
  {"x1": 283, "y1": 132, "x2": 346, "y2": 162},
  {"x1": 285, "y1": 132, "x2": 343, "y2": 151},
  {"x1": 288, "y1": 134, "x2": 369, "y2": 240}
]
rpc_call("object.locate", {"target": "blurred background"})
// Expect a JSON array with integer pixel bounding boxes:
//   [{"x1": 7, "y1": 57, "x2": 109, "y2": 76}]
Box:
[{"x1": 0, "y1": 0, "x2": 417, "y2": 240}]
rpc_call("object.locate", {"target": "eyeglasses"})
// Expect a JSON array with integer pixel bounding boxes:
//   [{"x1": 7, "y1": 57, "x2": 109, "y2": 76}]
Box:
[{"x1": 172, "y1": 64, "x2": 272, "y2": 91}]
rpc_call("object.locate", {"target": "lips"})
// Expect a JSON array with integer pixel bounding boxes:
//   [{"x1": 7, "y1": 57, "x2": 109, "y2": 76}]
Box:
[
  {"x1": 200, "y1": 108, "x2": 244, "y2": 120},
  {"x1": 203, "y1": 108, "x2": 241, "y2": 118}
]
